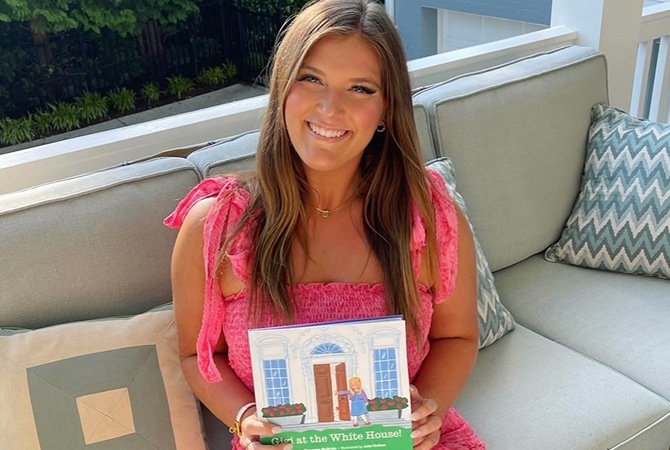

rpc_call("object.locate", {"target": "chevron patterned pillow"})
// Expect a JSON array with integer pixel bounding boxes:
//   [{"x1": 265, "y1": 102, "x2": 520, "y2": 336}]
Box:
[
  {"x1": 546, "y1": 104, "x2": 670, "y2": 280},
  {"x1": 426, "y1": 158, "x2": 516, "y2": 348}
]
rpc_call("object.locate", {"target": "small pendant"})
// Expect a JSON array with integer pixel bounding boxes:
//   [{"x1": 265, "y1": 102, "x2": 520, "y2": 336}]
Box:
[{"x1": 320, "y1": 209, "x2": 330, "y2": 218}]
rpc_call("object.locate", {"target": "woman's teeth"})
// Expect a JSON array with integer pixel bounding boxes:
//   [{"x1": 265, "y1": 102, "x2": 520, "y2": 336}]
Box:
[{"x1": 309, "y1": 122, "x2": 347, "y2": 138}]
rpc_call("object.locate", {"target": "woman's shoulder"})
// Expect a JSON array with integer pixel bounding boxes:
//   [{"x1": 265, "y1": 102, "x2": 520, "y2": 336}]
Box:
[
  {"x1": 163, "y1": 176, "x2": 252, "y2": 229},
  {"x1": 412, "y1": 166, "x2": 460, "y2": 300},
  {"x1": 411, "y1": 167, "x2": 458, "y2": 239}
]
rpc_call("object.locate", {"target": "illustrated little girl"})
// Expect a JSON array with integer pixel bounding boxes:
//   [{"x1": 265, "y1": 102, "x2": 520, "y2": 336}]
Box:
[{"x1": 337, "y1": 377, "x2": 371, "y2": 427}]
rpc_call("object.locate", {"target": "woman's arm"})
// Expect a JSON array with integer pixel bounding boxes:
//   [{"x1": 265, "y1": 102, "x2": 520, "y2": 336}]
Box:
[
  {"x1": 170, "y1": 198, "x2": 256, "y2": 426},
  {"x1": 413, "y1": 204, "x2": 479, "y2": 419}
]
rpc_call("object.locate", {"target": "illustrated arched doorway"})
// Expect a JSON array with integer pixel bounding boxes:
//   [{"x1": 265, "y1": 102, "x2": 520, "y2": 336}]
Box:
[{"x1": 300, "y1": 335, "x2": 356, "y2": 423}]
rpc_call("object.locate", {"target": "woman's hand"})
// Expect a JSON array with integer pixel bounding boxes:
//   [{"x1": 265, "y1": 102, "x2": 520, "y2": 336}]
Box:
[
  {"x1": 240, "y1": 410, "x2": 293, "y2": 450},
  {"x1": 409, "y1": 385, "x2": 442, "y2": 450}
]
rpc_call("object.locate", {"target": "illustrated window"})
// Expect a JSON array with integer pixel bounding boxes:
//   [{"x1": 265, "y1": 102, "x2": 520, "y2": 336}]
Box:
[
  {"x1": 263, "y1": 359, "x2": 290, "y2": 406},
  {"x1": 373, "y1": 348, "x2": 399, "y2": 398}
]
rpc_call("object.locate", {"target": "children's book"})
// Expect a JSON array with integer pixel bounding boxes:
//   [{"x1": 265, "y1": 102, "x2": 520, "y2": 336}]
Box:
[{"x1": 248, "y1": 316, "x2": 412, "y2": 450}]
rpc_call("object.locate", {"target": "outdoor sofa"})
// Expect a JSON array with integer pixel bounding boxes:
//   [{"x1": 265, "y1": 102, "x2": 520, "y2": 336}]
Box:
[{"x1": 1, "y1": 45, "x2": 669, "y2": 450}]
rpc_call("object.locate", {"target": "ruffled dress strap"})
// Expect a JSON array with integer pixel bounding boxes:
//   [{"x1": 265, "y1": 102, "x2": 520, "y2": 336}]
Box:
[
  {"x1": 164, "y1": 176, "x2": 254, "y2": 383},
  {"x1": 410, "y1": 168, "x2": 459, "y2": 303}
]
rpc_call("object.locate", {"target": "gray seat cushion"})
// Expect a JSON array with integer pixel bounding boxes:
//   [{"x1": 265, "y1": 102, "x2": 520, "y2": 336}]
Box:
[
  {"x1": 413, "y1": 46, "x2": 609, "y2": 272},
  {"x1": 494, "y1": 253, "x2": 670, "y2": 402},
  {"x1": 454, "y1": 326, "x2": 670, "y2": 450},
  {"x1": 188, "y1": 130, "x2": 259, "y2": 177},
  {"x1": 0, "y1": 157, "x2": 201, "y2": 329}
]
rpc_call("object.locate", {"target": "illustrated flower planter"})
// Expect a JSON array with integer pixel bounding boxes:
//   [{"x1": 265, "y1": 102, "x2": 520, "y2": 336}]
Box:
[
  {"x1": 269, "y1": 414, "x2": 306, "y2": 426},
  {"x1": 368, "y1": 409, "x2": 402, "y2": 420},
  {"x1": 366, "y1": 396, "x2": 408, "y2": 420},
  {"x1": 262, "y1": 402, "x2": 307, "y2": 426}
]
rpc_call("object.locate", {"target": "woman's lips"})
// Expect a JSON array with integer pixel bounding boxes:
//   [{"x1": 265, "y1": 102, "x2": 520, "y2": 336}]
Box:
[{"x1": 306, "y1": 121, "x2": 350, "y2": 142}]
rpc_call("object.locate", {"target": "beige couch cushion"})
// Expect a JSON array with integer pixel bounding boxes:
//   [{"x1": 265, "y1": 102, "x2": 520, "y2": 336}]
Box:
[
  {"x1": 0, "y1": 158, "x2": 200, "y2": 329},
  {"x1": 494, "y1": 253, "x2": 670, "y2": 402},
  {"x1": 413, "y1": 46, "x2": 609, "y2": 271},
  {"x1": 454, "y1": 325, "x2": 670, "y2": 450},
  {"x1": 0, "y1": 305, "x2": 207, "y2": 450}
]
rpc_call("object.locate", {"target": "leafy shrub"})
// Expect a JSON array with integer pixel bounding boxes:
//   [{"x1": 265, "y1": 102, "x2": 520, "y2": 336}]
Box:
[
  {"x1": 31, "y1": 109, "x2": 53, "y2": 137},
  {"x1": 75, "y1": 91, "x2": 108, "y2": 123},
  {"x1": 107, "y1": 87, "x2": 136, "y2": 113},
  {"x1": 223, "y1": 61, "x2": 238, "y2": 79},
  {"x1": 167, "y1": 75, "x2": 195, "y2": 99},
  {"x1": 0, "y1": 117, "x2": 35, "y2": 146},
  {"x1": 366, "y1": 396, "x2": 409, "y2": 411},
  {"x1": 261, "y1": 402, "x2": 306, "y2": 418},
  {"x1": 141, "y1": 82, "x2": 161, "y2": 104},
  {"x1": 49, "y1": 102, "x2": 81, "y2": 131},
  {"x1": 197, "y1": 66, "x2": 225, "y2": 86}
]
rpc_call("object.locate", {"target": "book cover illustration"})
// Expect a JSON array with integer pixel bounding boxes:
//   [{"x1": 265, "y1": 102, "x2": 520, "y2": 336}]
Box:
[{"x1": 248, "y1": 316, "x2": 412, "y2": 450}]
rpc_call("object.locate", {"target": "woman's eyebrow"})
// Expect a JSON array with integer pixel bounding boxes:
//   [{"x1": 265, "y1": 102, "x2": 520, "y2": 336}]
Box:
[{"x1": 301, "y1": 65, "x2": 381, "y2": 90}]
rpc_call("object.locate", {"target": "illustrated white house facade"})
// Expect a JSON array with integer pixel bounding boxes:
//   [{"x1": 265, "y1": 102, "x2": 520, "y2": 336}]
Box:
[{"x1": 248, "y1": 319, "x2": 411, "y2": 427}]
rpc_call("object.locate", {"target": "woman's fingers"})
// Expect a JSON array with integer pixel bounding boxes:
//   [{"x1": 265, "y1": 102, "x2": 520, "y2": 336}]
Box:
[
  {"x1": 410, "y1": 398, "x2": 438, "y2": 422},
  {"x1": 408, "y1": 386, "x2": 442, "y2": 449},
  {"x1": 412, "y1": 431, "x2": 440, "y2": 450},
  {"x1": 412, "y1": 435, "x2": 427, "y2": 448},
  {"x1": 409, "y1": 386, "x2": 438, "y2": 422},
  {"x1": 241, "y1": 414, "x2": 283, "y2": 437},
  {"x1": 411, "y1": 416, "x2": 428, "y2": 430},
  {"x1": 410, "y1": 415, "x2": 442, "y2": 442},
  {"x1": 409, "y1": 385, "x2": 426, "y2": 418}
]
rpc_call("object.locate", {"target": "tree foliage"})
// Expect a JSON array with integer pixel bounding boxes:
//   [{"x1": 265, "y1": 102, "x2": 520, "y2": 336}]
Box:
[
  {"x1": 72, "y1": 0, "x2": 204, "y2": 37},
  {"x1": 0, "y1": 0, "x2": 77, "y2": 33},
  {"x1": 0, "y1": 0, "x2": 203, "y2": 36}
]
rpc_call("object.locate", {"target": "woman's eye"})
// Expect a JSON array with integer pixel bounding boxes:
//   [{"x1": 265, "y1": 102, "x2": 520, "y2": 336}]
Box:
[
  {"x1": 352, "y1": 86, "x2": 374, "y2": 95},
  {"x1": 299, "y1": 74, "x2": 320, "y2": 84}
]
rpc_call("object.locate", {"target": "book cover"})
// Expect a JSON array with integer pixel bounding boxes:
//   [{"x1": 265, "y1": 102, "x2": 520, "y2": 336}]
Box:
[{"x1": 248, "y1": 316, "x2": 413, "y2": 450}]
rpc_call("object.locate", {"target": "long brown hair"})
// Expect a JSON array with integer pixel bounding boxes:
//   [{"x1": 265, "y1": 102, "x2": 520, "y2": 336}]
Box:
[{"x1": 216, "y1": 0, "x2": 440, "y2": 338}]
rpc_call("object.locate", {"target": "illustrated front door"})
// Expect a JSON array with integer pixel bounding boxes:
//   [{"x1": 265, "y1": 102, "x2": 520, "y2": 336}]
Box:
[
  {"x1": 335, "y1": 363, "x2": 350, "y2": 420},
  {"x1": 314, "y1": 364, "x2": 334, "y2": 422}
]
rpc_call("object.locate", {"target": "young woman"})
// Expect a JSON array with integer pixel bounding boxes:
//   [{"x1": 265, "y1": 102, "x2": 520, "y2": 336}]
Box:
[{"x1": 165, "y1": 1, "x2": 485, "y2": 449}]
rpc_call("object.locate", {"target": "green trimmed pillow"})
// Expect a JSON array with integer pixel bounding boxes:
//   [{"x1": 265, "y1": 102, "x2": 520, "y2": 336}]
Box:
[
  {"x1": 546, "y1": 104, "x2": 670, "y2": 279},
  {"x1": 0, "y1": 305, "x2": 208, "y2": 450},
  {"x1": 426, "y1": 157, "x2": 515, "y2": 348}
]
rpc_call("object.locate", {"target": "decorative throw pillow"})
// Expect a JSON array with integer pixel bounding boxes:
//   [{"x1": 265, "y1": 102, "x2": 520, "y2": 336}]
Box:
[
  {"x1": 545, "y1": 104, "x2": 670, "y2": 280},
  {"x1": 0, "y1": 305, "x2": 208, "y2": 450},
  {"x1": 426, "y1": 157, "x2": 516, "y2": 348}
]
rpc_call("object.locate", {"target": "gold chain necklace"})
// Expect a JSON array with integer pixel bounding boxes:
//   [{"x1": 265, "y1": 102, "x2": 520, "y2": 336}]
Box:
[{"x1": 313, "y1": 191, "x2": 359, "y2": 218}]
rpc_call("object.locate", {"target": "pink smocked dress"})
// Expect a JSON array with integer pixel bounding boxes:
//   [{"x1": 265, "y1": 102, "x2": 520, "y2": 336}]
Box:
[{"x1": 164, "y1": 168, "x2": 486, "y2": 450}]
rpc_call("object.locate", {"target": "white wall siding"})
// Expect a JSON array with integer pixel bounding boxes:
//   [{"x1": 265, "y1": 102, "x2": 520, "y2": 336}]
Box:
[{"x1": 437, "y1": 9, "x2": 548, "y2": 53}]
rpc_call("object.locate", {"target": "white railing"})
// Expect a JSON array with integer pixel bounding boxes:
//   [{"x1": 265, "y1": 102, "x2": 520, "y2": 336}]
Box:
[
  {"x1": 0, "y1": 26, "x2": 577, "y2": 196},
  {"x1": 631, "y1": 2, "x2": 670, "y2": 121}
]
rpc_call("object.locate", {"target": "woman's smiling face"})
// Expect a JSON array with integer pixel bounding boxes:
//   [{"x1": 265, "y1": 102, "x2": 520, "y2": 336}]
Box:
[{"x1": 284, "y1": 34, "x2": 385, "y2": 175}]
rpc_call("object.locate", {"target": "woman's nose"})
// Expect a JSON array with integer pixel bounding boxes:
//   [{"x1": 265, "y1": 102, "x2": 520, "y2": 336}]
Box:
[{"x1": 317, "y1": 88, "x2": 344, "y2": 116}]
